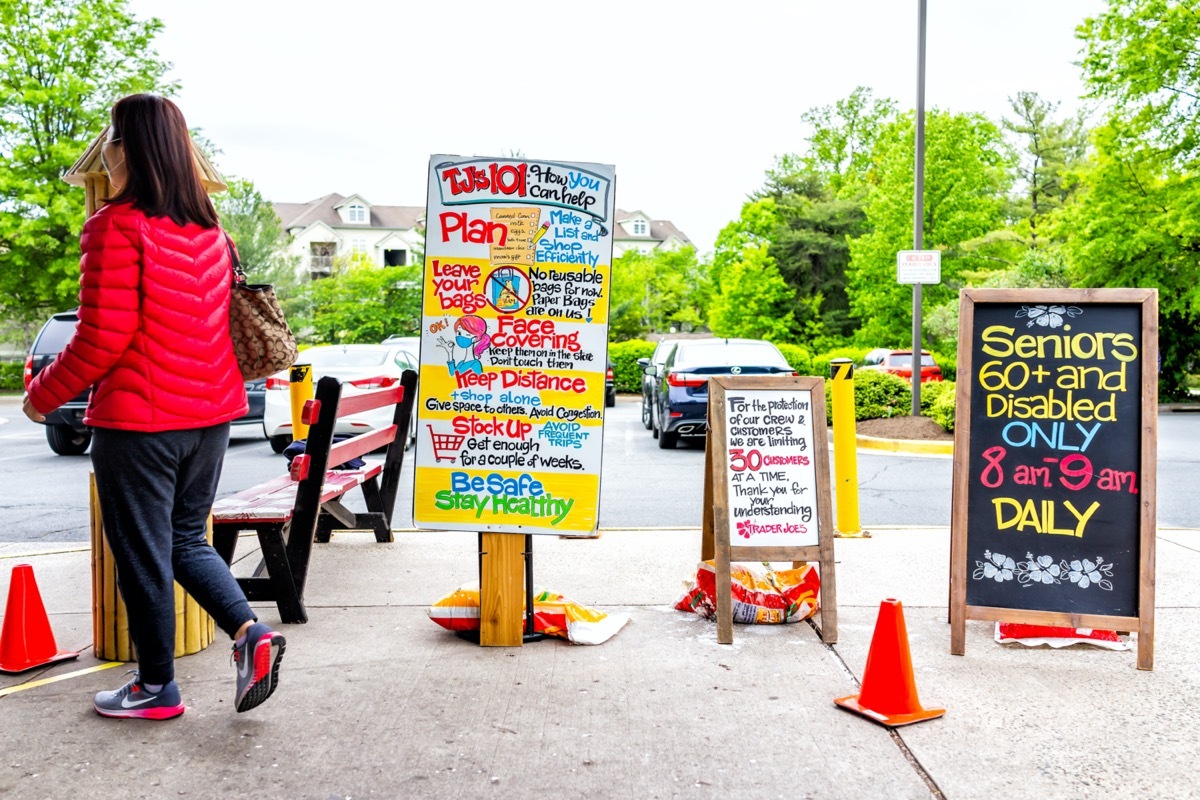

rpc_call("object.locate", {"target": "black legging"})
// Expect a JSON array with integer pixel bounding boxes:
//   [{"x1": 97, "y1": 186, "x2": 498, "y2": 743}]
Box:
[{"x1": 91, "y1": 422, "x2": 255, "y2": 684}]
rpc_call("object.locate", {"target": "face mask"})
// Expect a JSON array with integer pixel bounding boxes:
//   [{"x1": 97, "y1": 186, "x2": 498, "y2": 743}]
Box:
[
  {"x1": 101, "y1": 143, "x2": 124, "y2": 176},
  {"x1": 455, "y1": 335, "x2": 473, "y2": 348}
]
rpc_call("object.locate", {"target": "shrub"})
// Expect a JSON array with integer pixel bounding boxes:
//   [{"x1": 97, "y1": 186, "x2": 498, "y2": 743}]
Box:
[
  {"x1": 919, "y1": 379, "x2": 955, "y2": 415},
  {"x1": 774, "y1": 343, "x2": 813, "y2": 375},
  {"x1": 852, "y1": 369, "x2": 913, "y2": 420},
  {"x1": 0, "y1": 361, "x2": 23, "y2": 392},
  {"x1": 608, "y1": 339, "x2": 655, "y2": 393},
  {"x1": 931, "y1": 349, "x2": 957, "y2": 382},
  {"x1": 927, "y1": 380, "x2": 957, "y2": 432},
  {"x1": 824, "y1": 369, "x2": 912, "y2": 425}
]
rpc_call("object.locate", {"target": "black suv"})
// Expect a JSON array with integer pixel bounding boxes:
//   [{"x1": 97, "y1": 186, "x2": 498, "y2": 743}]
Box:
[{"x1": 25, "y1": 310, "x2": 266, "y2": 455}]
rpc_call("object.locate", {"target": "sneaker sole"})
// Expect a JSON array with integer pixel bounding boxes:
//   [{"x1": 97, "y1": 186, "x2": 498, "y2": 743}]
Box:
[
  {"x1": 94, "y1": 703, "x2": 186, "y2": 720},
  {"x1": 236, "y1": 633, "x2": 286, "y2": 713}
]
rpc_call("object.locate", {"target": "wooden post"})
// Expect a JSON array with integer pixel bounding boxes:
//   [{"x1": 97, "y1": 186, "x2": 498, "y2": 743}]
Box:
[
  {"x1": 479, "y1": 532, "x2": 525, "y2": 646},
  {"x1": 701, "y1": 427, "x2": 715, "y2": 562}
]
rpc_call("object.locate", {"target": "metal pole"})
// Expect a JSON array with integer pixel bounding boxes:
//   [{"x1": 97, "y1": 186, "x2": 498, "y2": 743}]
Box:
[{"x1": 911, "y1": 0, "x2": 927, "y2": 416}]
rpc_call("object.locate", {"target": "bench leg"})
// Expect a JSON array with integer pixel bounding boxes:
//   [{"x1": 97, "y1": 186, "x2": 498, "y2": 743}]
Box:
[
  {"x1": 213, "y1": 523, "x2": 240, "y2": 565},
  {"x1": 257, "y1": 522, "x2": 308, "y2": 624},
  {"x1": 359, "y1": 477, "x2": 393, "y2": 542},
  {"x1": 315, "y1": 513, "x2": 336, "y2": 544}
]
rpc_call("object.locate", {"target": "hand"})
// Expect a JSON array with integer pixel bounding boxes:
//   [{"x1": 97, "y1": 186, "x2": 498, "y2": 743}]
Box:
[{"x1": 22, "y1": 395, "x2": 45, "y2": 423}]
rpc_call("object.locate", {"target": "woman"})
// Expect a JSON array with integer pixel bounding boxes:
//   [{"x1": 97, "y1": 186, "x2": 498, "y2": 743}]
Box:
[
  {"x1": 437, "y1": 314, "x2": 491, "y2": 375},
  {"x1": 23, "y1": 95, "x2": 285, "y2": 720}
]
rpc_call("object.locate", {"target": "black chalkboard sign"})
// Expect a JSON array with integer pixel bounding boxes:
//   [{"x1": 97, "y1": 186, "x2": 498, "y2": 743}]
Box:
[{"x1": 950, "y1": 289, "x2": 1157, "y2": 670}]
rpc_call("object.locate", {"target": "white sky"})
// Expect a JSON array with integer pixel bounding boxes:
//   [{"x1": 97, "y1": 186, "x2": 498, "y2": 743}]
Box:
[{"x1": 127, "y1": 0, "x2": 1105, "y2": 255}]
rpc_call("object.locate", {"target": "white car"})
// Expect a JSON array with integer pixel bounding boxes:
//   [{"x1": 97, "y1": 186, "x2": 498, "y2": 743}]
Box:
[{"x1": 263, "y1": 344, "x2": 419, "y2": 454}]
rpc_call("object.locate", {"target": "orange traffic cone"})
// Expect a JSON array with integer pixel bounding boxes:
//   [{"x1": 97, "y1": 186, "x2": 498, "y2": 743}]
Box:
[
  {"x1": 0, "y1": 564, "x2": 79, "y2": 673},
  {"x1": 835, "y1": 598, "x2": 944, "y2": 727}
]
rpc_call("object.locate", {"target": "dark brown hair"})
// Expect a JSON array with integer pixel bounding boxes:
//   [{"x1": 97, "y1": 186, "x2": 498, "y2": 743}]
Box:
[{"x1": 108, "y1": 94, "x2": 219, "y2": 228}]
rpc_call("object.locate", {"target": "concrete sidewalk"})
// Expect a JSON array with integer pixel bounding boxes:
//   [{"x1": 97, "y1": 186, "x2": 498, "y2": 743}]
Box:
[{"x1": 1, "y1": 527, "x2": 1198, "y2": 799}]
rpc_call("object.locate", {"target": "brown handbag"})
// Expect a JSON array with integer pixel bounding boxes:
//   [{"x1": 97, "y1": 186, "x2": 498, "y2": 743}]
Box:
[{"x1": 225, "y1": 235, "x2": 299, "y2": 381}]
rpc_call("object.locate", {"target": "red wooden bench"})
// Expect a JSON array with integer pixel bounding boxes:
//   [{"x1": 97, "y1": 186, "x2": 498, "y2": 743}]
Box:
[{"x1": 212, "y1": 371, "x2": 417, "y2": 623}]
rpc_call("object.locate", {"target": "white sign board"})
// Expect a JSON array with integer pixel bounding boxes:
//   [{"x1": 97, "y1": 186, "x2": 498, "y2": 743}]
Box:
[
  {"x1": 897, "y1": 250, "x2": 941, "y2": 284},
  {"x1": 722, "y1": 389, "x2": 820, "y2": 548}
]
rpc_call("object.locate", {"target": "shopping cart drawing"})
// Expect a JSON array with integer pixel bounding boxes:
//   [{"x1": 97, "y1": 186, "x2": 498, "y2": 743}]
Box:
[{"x1": 427, "y1": 425, "x2": 466, "y2": 463}]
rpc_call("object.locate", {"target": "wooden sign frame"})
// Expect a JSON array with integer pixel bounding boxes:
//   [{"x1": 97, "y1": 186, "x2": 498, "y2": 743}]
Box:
[
  {"x1": 950, "y1": 288, "x2": 1157, "y2": 670},
  {"x1": 701, "y1": 376, "x2": 838, "y2": 645}
]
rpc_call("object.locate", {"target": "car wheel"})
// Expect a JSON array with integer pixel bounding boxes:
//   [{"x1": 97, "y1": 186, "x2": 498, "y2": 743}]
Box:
[
  {"x1": 605, "y1": 388, "x2": 616, "y2": 408},
  {"x1": 641, "y1": 394, "x2": 653, "y2": 429},
  {"x1": 46, "y1": 424, "x2": 91, "y2": 456},
  {"x1": 268, "y1": 435, "x2": 291, "y2": 454},
  {"x1": 657, "y1": 428, "x2": 678, "y2": 450}
]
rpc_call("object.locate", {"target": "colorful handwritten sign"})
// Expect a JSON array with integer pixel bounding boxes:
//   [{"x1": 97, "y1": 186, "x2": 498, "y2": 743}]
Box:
[
  {"x1": 703, "y1": 375, "x2": 838, "y2": 645},
  {"x1": 413, "y1": 155, "x2": 615, "y2": 535},
  {"x1": 950, "y1": 288, "x2": 1158, "y2": 669}
]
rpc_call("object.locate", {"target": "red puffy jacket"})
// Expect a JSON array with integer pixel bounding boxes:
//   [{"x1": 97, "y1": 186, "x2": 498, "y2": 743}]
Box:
[{"x1": 27, "y1": 201, "x2": 248, "y2": 432}]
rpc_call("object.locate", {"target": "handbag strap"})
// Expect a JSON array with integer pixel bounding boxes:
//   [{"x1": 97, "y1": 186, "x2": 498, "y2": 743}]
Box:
[{"x1": 224, "y1": 232, "x2": 247, "y2": 285}]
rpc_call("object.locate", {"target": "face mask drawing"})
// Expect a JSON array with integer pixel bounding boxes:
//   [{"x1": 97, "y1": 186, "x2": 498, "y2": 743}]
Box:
[{"x1": 456, "y1": 335, "x2": 473, "y2": 348}]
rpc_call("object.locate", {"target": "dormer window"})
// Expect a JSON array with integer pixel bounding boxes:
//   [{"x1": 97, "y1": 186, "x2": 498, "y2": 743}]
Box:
[
  {"x1": 348, "y1": 204, "x2": 367, "y2": 223},
  {"x1": 632, "y1": 219, "x2": 648, "y2": 236}
]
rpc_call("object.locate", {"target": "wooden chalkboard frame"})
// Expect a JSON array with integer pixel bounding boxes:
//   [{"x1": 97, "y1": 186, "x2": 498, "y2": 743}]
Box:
[
  {"x1": 950, "y1": 288, "x2": 1157, "y2": 670},
  {"x1": 701, "y1": 376, "x2": 838, "y2": 645}
]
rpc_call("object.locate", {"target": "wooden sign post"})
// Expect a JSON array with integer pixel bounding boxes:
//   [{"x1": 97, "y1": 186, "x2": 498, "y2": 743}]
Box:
[
  {"x1": 950, "y1": 289, "x2": 1157, "y2": 669},
  {"x1": 703, "y1": 376, "x2": 838, "y2": 645}
]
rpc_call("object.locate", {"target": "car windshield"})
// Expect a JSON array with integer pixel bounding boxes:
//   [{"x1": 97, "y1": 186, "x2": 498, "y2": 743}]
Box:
[
  {"x1": 299, "y1": 348, "x2": 390, "y2": 368},
  {"x1": 33, "y1": 317, "x2": 78, "y2": 355},
  {"x1": 674, "y1": 342, "x2": 789, "y2": 370}
]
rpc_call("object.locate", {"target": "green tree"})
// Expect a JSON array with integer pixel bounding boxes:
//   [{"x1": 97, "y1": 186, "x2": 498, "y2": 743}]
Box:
[
  {"x1": 708, "y1": 245, "x2": 796, "y2": 341},
  {"x1": 1002, "y1": 91, "x2": 1088, "y2": 247},
  {"x1": 768, "y1": 87, "x2": 897, "y2": 199},
  {"x1": 298, "y1": 251, "x2": 421, "y2": 345},
  {"x1": 1068, "y1": 0, "x2": 1200, "y2": 398},
  {"x1": 846, "y1": 110, "x2": 1011, "y2": 347},
  {"x1": 214, "y1": 177, "x2": 298, "y2": 286},
  {"x1": 608, "y1": 245, "x2": 707, "y2": 340},
  {"x1": 750, "y1": 89, "x2": 895, "y2": 346},
  {"x1": 0, "y1": 0, "x2": 173, "y2": 343}
]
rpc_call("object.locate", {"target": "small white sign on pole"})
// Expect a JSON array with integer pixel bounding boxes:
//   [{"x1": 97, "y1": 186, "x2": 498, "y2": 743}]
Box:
[{"x1": 897, "y1": 250, "x2": 941, "y2": 284}]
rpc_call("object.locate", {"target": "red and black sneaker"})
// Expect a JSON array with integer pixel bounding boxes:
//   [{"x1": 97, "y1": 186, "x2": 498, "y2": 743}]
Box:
[
  {"x1": 93, "y1": 672, "x2": 185, "y2": 720},
  {"x1": 232, "y1": 623, "x2": 286, "y2": 713}
]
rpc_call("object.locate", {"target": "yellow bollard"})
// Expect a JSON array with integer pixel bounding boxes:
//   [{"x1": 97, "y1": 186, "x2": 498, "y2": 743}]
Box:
[
  {"x1": 289, "y1": 363, "x2": 313, "y2": 442},
  {"x1": 829, "y1": 358, "x2": 869, "y2": 538}
]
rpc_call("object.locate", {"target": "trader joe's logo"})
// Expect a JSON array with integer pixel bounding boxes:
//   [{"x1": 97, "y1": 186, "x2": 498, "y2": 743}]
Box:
[{"x1": 736, "y1": 519, "x2": 807, "y2": 539}]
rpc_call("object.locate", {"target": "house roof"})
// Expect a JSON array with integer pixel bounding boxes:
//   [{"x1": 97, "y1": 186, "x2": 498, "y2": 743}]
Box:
[
  {"x1": 273, "y1": 193, "x2": 424, "y2": 232},
  {"x1": 613, "y1": 208, "x2": 691, "y2": 244}
]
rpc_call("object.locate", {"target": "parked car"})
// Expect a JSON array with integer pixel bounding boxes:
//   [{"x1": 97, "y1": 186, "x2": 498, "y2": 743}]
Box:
[
  {"x1": 25, "y1": 310, "x2": 265, "y2": 455},
  {"x1": 637, "y1": 339, "x2": 679, "y2": 430},
  {"x1": 262, "y1": 344, "x2": 419, "y2": 454},
  {"x1": 651, "y1": 338, "x2": 795, "y2": 450},
  {"x1": 860, "y1": 349, "x2": 943, "y2": 382},
  {"x1": 605, "y1": 361, "x2": 616, "y2": 408}
]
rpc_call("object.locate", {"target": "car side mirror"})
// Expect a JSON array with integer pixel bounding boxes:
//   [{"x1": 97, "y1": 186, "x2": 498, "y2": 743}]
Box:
[{"x1": 636, "y1": 358, "x2": 649, "y2": 368}]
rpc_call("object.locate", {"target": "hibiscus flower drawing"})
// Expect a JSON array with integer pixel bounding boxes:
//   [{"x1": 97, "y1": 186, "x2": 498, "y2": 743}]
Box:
[
  {"x1": 1063, "y1": 557, "x2": 1114, "y2": 591},
  {"x1": 736, "y1": 520, "x2": 753, "y2": 540},
  {"x1": 1015, "y1": 304, "x2": 1083, "y2": 328},
  {"x1": 1016, "y1": 553, "x2": 1062, "y2": 586},
  {"x1": 972, "y1": 550, "x2": 1016, "y2": 582}
]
